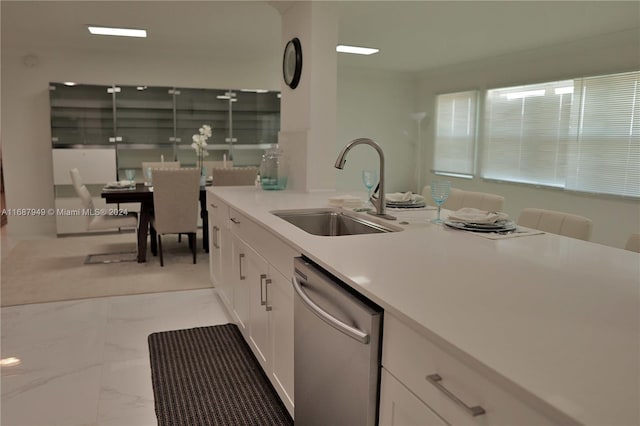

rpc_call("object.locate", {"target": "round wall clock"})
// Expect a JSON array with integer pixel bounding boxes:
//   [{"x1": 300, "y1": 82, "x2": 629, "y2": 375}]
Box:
[{"x1": 283, "y1": 37, "x2": 302, "y2": 89}]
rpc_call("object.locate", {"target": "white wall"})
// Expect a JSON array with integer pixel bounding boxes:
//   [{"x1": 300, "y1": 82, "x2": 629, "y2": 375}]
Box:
[
  {"x1": 416, "y1": 29, "x2": 640, "y2": 248},
  {"x1": 1, "y1": 46, "x2": 281, "y2": 237},
  {"x1": 336, "y1": 66, "x2": 418, "y2": 194}
]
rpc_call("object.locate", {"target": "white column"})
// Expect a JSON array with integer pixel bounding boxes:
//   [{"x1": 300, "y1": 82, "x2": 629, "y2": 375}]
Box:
[{"x1": 274, "y1": 1, "x2": 338, "y2": 191}]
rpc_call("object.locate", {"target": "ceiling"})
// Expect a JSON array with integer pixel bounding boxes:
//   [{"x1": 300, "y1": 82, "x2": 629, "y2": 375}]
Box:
[{"x1": 2, "y1": 1, "x2": 639, "y2": 73}]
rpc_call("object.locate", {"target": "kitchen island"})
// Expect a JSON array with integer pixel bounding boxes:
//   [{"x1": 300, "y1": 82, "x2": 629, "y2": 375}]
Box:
[{"x1": 207, "y1": 186, "x2": 639, "y2": 425}]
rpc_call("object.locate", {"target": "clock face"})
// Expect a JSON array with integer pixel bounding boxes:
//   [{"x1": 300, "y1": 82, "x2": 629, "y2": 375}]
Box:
[{"x1": 283, "y1": 37, "x2": 302, "y2": 89}]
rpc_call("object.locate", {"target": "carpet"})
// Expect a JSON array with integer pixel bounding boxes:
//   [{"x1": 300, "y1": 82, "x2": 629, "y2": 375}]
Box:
[
  {"x1": 1, "y1": 232, "x2": 212, "y2": 306},
  {"x1": 148, "y1": 324, "x2": 293, "y2": 426}
]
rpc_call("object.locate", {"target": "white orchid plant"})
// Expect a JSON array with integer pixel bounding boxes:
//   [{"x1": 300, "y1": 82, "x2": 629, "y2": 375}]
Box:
[{"x1": 191, "y1": 124, "x2": 211, "y2": 171}]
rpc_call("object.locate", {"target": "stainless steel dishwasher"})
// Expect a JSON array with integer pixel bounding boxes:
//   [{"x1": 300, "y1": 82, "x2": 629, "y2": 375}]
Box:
[{"x1": 292, "y1": 256, "x2": 383, "y2": 426}]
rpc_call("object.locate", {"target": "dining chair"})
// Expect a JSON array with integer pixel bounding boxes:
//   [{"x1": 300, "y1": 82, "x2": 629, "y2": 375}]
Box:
[
  {"x1": 141, "y1": 161, "x2": 180, "y2": 171},
  {"x1": 150, "y1": 168, "x2": 200, "y2": 266},
  {"x1": 69, "y1": 168, "x2": 139, "y2": 264},
  {"x1": 624, "y1": 233, "x2": 640, "y2": 252},
  {"x1": 203, "y1": 160, "x2": 233, "y2": 176},
  {"x1": 211, "y1": 166, "x2": 259, "y2": 186},
  {"x1": 422, "y1": 186, "x2": 505, "y2": 212},
  {"x1": 517, "y1": 208, "x2": 592, "y2": 241}
]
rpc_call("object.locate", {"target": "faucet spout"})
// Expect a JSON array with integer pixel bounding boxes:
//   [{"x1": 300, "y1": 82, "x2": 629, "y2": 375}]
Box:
[{"x1": 335, "y1": 138, "x2": 396, "y2": 220}]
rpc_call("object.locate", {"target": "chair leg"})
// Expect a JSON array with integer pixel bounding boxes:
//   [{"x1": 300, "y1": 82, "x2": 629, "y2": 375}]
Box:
[
  {"x1": 189, "y1": 233, "x2": 196, "y2": 264},
  {"x1": 150, "y1": 225, "x2": 158, "y2": 256},
  {"x1": 178, "y1": 234, "x2": 182, "y2": 243},
  {"x1": 158, "y1": 234, "x2": 164, "y2": 267}
]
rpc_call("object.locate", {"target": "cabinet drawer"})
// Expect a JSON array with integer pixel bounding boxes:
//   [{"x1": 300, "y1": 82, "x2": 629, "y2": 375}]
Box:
[
  {"x1": 208, "y1": 194, "x2": 229, "y2": 229},
  {"x1": 383, "y1": 314, "x2": 558, "y2": 426},
  {"x1": 228, "y1": 207, "x2": 298, "y2": 279}
]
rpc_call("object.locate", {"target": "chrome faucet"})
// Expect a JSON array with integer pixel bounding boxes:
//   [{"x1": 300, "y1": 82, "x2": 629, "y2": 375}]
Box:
[{"x1": 335, "y1": 138, "x2": 396, "y2": 220}]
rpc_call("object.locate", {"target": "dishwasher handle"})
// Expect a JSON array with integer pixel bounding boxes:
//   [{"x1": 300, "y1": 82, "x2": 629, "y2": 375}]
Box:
[{"x1": 292, "y1": 275, "x2": 370, "y2": 345}]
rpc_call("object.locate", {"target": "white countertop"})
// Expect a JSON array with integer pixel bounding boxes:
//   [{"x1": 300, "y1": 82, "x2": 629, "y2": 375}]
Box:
[{"x1": 208, "y1": 186, "x2": 640, "y2": 425}]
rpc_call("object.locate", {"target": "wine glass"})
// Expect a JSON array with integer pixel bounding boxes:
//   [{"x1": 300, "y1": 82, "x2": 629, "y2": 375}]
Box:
[
  {"x1": 362, "y1": 169, "x2": 378, "y2": 205},
  {"x1": 430, "y1": 180, "x2": 451, "y2": 224},
  {"x1": 123, "y1": 169, "x2": 136, "y2": 188}
]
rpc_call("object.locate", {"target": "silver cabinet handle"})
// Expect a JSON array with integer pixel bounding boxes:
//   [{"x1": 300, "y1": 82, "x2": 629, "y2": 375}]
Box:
[
  {"x1": 230, "y1": 217, "x2": 240, "y2": 224},
  {"x1": 292, "y1": 275, "x2": 369, "y2": 344},
  {"x1": 212, "y1": 226, "x2": 220, "y2": 249},
  {"x1": 239, "y1": 253, "x2": 246, "y2": 280},
  {"x1": 210, "y1": 203, "x2": 218, "y2": 209},
  {"x1": 259, "y1": 274, "x2": 267, "y2": 306},
  {"x1": 265, "y1": 278, "x2": 272, "y2": 311},
  {"x1": 426, "y1": 374, "x2": 486, "y2": 417}
]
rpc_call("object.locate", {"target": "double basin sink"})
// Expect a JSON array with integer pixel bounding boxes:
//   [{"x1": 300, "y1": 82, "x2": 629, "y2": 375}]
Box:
[{"x1": 271, "y1": 208, "x2": 400, "y2": 236}]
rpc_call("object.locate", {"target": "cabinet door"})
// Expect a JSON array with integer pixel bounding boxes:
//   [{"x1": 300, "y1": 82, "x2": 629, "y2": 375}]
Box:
[
  {"x1": 379, "y1": 369, "x2": 447, "y2": 426},
  {"x1": 267, "y1": 267, "x2": 295, "y2": 415},
  {"x1": 49, "y1": 83, "x2": 114, "y2": 147},
  {"x1": 247, "y1": 246, "x2": 270, "y2": 372},
  {"x1": 114, "y1": 85, "x2": 175, "y2": 177},
  {"x1": 175, "y1": 88, "x2": 231, "y2": 165},
  {"x1": 231, "y1": 235, "x2": 251, "y2": 335}
]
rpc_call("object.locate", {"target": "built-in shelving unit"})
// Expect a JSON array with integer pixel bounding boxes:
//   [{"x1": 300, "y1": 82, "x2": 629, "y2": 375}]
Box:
[{"x1": 49, "y1": 82, "x2": 280, "y2": 234}]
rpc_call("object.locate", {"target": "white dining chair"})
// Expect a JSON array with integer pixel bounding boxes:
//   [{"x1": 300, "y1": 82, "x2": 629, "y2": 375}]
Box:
[
  {"x1": 211, "y1": 167, "x2": 258, "y2": 186},
  {"x1": 70, "y1": 168, "x2": 138, "y2": 263},
  {"x1": 141, "y1": 161, "x2": 180, "y2": 171},
  {"x1": 203, "y1": 160, "x2": 233, "y2": 176},
  {"x1": 422, "y1": 186, "x2": 505, "y2": 212},
  {"x1": 150, "y1": 168, "x2": 200, "y2": 266},
  {"x1": 625, "y1": 233, "x2": 640, "y2": 253},
  {"x1": 517, "y1": 208, "x2": 592, "y2": 241}
]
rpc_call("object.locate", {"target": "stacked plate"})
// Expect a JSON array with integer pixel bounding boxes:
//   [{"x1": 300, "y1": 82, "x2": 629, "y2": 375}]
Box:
[
  {"x1": 383, "y1": 192, "x2": 426, "y2": 209},
  {"x1": 444, "y1": 220, "x2": 516, "y2": 233},
  {"x1": 386, "y1": 199, "x2": 427, "y2": 209},
  {"x1": 104, "y1": 180, "x2": 135, "y2": 189}
]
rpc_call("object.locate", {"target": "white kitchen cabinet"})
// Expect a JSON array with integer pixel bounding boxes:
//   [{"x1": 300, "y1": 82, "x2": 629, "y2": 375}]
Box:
[
  {"x1": 224, "y1": 208, "x2": 298, "y2": 415},
  {"x1": 207, "y1": 194, "x2": 232, "y2": 307},
  {"x1": 267, "y1": 266, "x2": 294, "y2": 414},
  {"x1": 230, "y1": 234, "x2": 251, "y2": 335},
  {"x1": 381, "y1": 314, "x2": 558, "y2": 426},
  {"x1": 379, "y1": 369, "x2": 447, "y2": 426},
  {"x1": 245, "y1": 241, "x2": 271, "y2": 372}
]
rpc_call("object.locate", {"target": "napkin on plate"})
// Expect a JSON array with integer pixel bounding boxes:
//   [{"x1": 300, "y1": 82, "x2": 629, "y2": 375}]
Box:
[
  {"x1": 385, "y1": 192, "x2": 425, "y2": 204},
  {"x1": 447, "y1": 207, "x2": 509, "y2": 224},
  {"x1": 104, "y1": 180, "x2": 134, "y2": 189}
]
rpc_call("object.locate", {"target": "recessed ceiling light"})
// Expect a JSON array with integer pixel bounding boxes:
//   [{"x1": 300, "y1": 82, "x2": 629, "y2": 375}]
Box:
[
  {"x1": 336, "y1": 45, "x2": 379, "y2": 55},
  {"x1": 88, "y1": 26, "x2": 147, "y2": 38},
  {"x1": 63, "y1": 82, "x2": 77, "y2": 86}
]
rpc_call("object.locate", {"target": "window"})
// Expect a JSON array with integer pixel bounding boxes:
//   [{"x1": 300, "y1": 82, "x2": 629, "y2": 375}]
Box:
[
  {"x1": 481, "y1": 71, "x2": 639, "y2": 198},
  {"x1": 565, "y1": 72, "x2": 639, "y2": 197},
  {"x1": 433, "y1": 90, "x2": 477, "y2": 177}
]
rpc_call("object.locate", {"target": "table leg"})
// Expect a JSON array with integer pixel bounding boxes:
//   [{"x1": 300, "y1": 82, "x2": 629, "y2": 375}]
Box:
[
  {"x1": 137, "y1": 200, "x2": 153, "y2": 263},
  {"x1": 200, "y1": 191, "x2": 209, "y2": 253}
]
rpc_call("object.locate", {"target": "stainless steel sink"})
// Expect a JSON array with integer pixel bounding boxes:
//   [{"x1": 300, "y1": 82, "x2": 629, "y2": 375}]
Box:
[{"x1": 271, "y1": 208, "x2": 400, "y2": 236}]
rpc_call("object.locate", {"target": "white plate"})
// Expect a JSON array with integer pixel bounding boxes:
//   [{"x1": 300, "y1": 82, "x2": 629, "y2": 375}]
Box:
[{"x1": 444, "y1": 220, "x2": 517, "y2": 233}]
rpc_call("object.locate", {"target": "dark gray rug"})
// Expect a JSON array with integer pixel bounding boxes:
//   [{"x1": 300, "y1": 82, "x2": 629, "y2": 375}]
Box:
[{"x1": 148, "y1": 324, "x2": 293, "y2": 426}]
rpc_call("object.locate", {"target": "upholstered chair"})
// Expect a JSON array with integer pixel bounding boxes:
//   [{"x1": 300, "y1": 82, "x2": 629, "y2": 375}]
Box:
[
  {"x1": 211, "y1": 167, "x2": 259, "y2": 186},
  {"x1": 203, "y1": 161, "x2": 234, "y2": 176},
  {"x1": 150, "y1": 168, "x2": 200, "y2": 266},
  {"x1": 422, "y1": 186, "x2": 505, "y2": 212},
  {"x1": 69, "y1": 168, "x2": 138, "y2": 263},
  {"x1": 517, "y1": 208, "x2": 592, "y2": 241},
  {"x1": 625, "y1": 233, "x2": 640, "y2": 252}
]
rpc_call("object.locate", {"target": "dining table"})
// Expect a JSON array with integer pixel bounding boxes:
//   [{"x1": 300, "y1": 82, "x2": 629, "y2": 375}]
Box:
[{"x1": 101, "y1": 183, "x2": 209, "y2": 262}]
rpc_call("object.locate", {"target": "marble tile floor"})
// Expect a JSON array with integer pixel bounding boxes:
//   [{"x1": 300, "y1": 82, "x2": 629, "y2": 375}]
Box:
[{"x1": 1, "y1": 288, "x2": 232, "y2": 426}]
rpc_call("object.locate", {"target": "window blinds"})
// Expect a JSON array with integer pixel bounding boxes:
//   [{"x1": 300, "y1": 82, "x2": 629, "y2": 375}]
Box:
[
  {"x1": 433, "y1": 91, "x2": 477, "y2": 176},
  {"x1": 481, "y1": 80, "x2": 574, "y2": 187},
  {"x1": 481, "y1": 71, "x2": 639, "y2": 198},
  {"x1": 566, "y1": 72, "x2": 639, "y2": 197}
]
